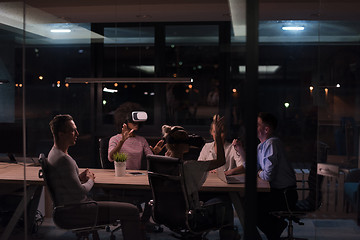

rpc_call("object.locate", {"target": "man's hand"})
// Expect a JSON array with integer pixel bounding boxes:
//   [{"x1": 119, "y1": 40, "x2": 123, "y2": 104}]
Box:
[
  {"x1": 79, "y1": 169, "x2": 95, "y2": 183},
  {"x1": 79, "y1": 168, "x2": 89, "y2": 183},
  {"x1": 87, "y1": 170, "x2": 95, "y2": 181}
]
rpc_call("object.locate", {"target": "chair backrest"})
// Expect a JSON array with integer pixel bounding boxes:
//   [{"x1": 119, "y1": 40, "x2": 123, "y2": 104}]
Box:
[
  {"x1": 99, "y1": 136, "x2": 114, "y2": 169},
  {"x1": 296, "y1": 142, "x2": 329, "y2": 211},
  {"x1": 38, "y1": 153, "x2": 59, "y2": 207},
  {"x1": 147, "y1": 155, "x2": 189, "y2": 231}
]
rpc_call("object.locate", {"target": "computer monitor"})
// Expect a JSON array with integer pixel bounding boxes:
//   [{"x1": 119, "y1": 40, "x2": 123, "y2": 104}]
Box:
[{"x1": 0, "y1": 123, "x2": 23, "y2": 155}]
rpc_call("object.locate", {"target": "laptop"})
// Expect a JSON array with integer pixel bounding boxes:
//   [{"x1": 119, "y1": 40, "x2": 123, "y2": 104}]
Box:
[{"x1": 217, "y1": 166, "x2": 245, "y2": 184}]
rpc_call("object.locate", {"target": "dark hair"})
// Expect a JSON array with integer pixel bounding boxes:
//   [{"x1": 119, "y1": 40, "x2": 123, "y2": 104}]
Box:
[
  {"x1": 114, "y1": 102, "x2": 144, "y2": 132},
  {"x1": 49, "y1": 114, "x2": 73, "y2": 141},
  {"x1": 258, "y1": 112, "x2": 278, "y2": 130}
]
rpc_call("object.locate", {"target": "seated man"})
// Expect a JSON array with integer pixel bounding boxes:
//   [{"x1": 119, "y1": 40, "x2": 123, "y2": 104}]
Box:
[
  {"x1": 47, "y1": 114, "x2": 144, "y2": 240},
  {"x1": 256, "y1": 112, "x2": 298, "y2": 240}
]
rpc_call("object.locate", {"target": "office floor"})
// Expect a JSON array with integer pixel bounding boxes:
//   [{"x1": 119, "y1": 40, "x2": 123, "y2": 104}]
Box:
[{"x1": 4, "y1": 216, "x2": 360, "y2": 240}]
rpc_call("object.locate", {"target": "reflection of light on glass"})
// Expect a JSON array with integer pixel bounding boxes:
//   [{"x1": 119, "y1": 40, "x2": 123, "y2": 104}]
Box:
[
  {"x1": 144, "y1": 92, "x2": 148, "y2": 95},
  {"x1": 190, "y1": 78, "x2": 194, "y2": 82},
  {"x1": 102, "y1": 100, "x2": 107, "y2": 105},
  {"x1": 39, "y1": 76, "x2": 43, "y2": 80},
  {"x1": 114, "y1": 83, "x2": 118, "y2": 87},
  {"x1": 150, "y1": 92, "x2": 155, "y2": 96},
  {"x1": 19, "y1": 84, "x2": 22, "y2": 88},
  {"x1": 232, "y1": 88, "x2": 237, "y2": 93},
  {"x1": 325, "y1": 88, "x2": 328, "y2": 97},
  {"x1": 65, "y1": 83, "x2": 69, "y2": 88},
  {"x1": 50, "y1": 29, "x2": 71, "y2": 33},
  {"x1": 188, "y1": 84, "x2": 193, "y2": 89},
  {"x1": 103, "y1": 87, "x2": 118, "y2": 93},
  {"x1": 124, "y1": 84, "x2": 128, "y2": 89},
  {"x1": 336, "y1": 83, "x2": 340, "y2": 88},
  {"x1": 15, "y1": 84, "x2": 19, "y2": 87},
  {"x1": 282, "y1": 26, "x2": 304, "y2": 31},
  {"x1": 173, "y1": 73, "x2": 177, "y2": 77},
  {"x1": 57, "y1": 81, "x2": 60, "y2": 84},
  {"x1": 309, "y1": 86, "x2": 313, "y2": 95},
  {"x1": 239, "y1": 65, "x2": 280, "y2": 74},
  {"x1": 284, "y1": 102, "x2": 290, "y2": 108},
  {"x1": 185, "y1": 89, "x2": 189, "y2": 93}
]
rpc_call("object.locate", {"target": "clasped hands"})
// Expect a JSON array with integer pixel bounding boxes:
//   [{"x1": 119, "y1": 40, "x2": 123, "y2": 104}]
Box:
[{"x1": 79, "y1": 168, "x2": 95, "y2": 183}]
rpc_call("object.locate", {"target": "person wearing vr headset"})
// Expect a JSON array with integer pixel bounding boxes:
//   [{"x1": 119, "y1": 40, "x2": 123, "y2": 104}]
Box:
[
  {"x1": 198, "y1": 115, "x2": 246, "y2": 176},
  {"x1": 108, "y1": 102, "x2": 164, "y2": 233},
  {"x1": 108, "y1": 102, "x2": 164, "y2": 169},
  {"x1": 162, "y1": 115, "x2": 241, "y2": 240}
]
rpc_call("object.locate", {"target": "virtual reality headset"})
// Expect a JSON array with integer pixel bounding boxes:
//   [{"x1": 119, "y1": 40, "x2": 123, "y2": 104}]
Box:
[
  {"x1": 165, "y1": 133, "x2": 205, "y2": 149},
  {"x1": 129, "y1": 111, "x2": 148, "y2": 122}
]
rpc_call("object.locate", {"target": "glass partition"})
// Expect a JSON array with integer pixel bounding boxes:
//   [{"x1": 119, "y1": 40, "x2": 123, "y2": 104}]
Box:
[{"x1": 1, "y1": 0, "x2": 360, "y2": 239}]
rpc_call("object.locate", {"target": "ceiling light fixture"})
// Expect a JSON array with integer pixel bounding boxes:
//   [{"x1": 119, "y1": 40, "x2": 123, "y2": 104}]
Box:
[
  {"x1": 66, "y1": 77, "x2": 193, "y2": 83},
  {"x1": 282, "y1": 26, "x2": 305, "y2": 31}
]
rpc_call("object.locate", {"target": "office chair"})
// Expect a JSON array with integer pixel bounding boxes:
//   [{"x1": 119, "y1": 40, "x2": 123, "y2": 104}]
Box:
[
  {"x1": 344, "y1": 168, "x2": 360, "y2": 225},
  {"x1": 98, "y1": 137, "x2": 162, "y2": 233},
  {"x1": 38, "y1": 153, "x2": 120, "y2": 240},
  {"x1": 272, "y1": 142, "x2": 330, "y2": 240},
  {"x1": 147, "y1": 155, "x2": 229, "y2": 240},
  {"x1": 99, "y1": 136, "x2": 114, "y2": 169}
]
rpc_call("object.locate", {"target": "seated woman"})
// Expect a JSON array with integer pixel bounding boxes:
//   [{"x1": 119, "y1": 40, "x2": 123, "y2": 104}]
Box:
[
  {"x1": 198, "y1": 115, "x2": 246, "y2": 176},
  {"x1": 107, "y1": 102, "x2": 164, "y2": 232},
  {"x1": 108, "y1": 102, "x2": 164, "y2": 169},
  {"x1": 162, "y1": 115, "x2": 241, "y2": 240}
]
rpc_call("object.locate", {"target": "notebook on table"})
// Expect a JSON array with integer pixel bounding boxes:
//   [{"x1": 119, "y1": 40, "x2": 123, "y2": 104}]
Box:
[{"x1": 217, "y1": 166, "x2": 245, "y2": 184}]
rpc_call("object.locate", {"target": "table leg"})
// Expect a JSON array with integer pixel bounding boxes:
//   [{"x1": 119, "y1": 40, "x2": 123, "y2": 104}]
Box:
[
  {"x1": 229, "y1": 192, "x2": 262, "y2": 240},
  {"x1": 0, "y1": 185, "x2": 42, "y2": 240}
]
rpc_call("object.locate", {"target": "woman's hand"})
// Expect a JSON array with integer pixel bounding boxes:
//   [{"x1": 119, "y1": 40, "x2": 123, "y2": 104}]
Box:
[
  {"x1": 214, "y1": 115, "x2": 225, "y2": 139},
  {"x1": 151, "y1": 139, "x2": 165, "y2": 154},
  {"x1": 121, "y1": 123, "x2": 134, "y2": 141},
  {"x1": 232, "y1": 139, "x2": 244, "y2": 153}
]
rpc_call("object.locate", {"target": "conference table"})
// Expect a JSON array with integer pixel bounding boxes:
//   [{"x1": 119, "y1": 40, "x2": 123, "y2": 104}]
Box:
[{"x1": 0, "y1": 162, "x2": 269, "y2": 240}]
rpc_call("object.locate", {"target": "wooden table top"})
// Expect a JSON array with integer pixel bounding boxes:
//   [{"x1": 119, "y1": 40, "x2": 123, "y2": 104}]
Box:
[{"x1": 0, "y1": 163, "x2": 269, "y2": 193}]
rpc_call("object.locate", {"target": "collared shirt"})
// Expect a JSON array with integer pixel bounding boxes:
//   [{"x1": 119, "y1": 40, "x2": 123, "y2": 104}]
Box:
[
  {"x1": 198, "y1": 141, "x2": 245, "y2": 171},
  {"x1": 257, "y1": 137, "x2": 296, "y2": 189}
]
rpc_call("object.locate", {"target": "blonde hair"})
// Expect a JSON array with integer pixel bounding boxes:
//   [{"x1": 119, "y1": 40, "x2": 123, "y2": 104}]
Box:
[{"x1": 162, "y1": 125, "x2": 188, "y2": 152}]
